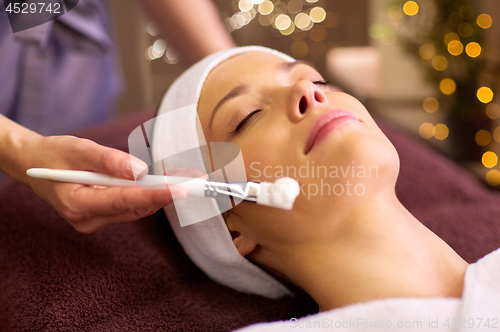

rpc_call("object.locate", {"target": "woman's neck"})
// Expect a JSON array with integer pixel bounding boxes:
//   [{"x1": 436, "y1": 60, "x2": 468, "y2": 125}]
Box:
[{"x1": 286, "y1": 193, "x2": 469, "y2": 312}]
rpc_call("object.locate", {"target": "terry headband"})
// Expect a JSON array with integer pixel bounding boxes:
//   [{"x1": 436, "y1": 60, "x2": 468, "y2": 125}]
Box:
[{"x1": 151, "y1": 46, "x2": 294, "y2": 298}]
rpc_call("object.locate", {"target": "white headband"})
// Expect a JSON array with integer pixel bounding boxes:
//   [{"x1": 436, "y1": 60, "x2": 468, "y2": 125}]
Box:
[{"x1": 151, "y1": 46, "x2": 294, "y2": 298}]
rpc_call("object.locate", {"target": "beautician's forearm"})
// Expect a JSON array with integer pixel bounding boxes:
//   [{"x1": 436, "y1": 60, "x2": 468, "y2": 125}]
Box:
[
  {"x1": 0, "y1": 114, "x2": 41, "y2": 186},
  {"x1": 141, "y1": 0, "x2": 236, "y2": 64}
]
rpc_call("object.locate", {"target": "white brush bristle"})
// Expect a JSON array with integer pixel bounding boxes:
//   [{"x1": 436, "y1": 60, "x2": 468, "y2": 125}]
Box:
[{"x1": 256, "y1": 177, "x2": 299, "y2": 210}]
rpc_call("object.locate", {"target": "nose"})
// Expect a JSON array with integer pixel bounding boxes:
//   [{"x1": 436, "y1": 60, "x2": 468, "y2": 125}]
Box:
[{"x1": 288, "y1": 80, "x2": 329, "y2": 121}]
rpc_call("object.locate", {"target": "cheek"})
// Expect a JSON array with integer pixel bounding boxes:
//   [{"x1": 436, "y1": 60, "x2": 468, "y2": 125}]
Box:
[{"x1": 237, "y1": 130, "x2": 300, "y2": 182}]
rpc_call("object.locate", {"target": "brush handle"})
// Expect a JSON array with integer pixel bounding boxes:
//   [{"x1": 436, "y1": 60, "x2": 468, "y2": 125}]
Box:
[{"x1": 26, "y1": 168, "x2": 207, "y2": 196}]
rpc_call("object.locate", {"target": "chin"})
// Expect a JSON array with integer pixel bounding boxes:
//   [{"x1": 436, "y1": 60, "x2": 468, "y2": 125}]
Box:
[{"x1": 310, "y1": 129, "x2": 400, "y2": 198}]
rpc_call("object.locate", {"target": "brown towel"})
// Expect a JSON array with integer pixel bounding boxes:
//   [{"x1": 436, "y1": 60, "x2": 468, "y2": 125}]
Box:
[{"x1": 1, "y1": 111, "x2": 499, "y2": 331}]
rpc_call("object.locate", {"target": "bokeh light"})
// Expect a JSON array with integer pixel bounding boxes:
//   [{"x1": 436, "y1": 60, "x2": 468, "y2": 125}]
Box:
[
  {"x1": 447, "y1": 40, "x2": 464, "y2": 56},
  {"x1": 258, "y1": 0, "x2": 273, "y2": 15},
  {"x1": 275, "y1": 14, "x2": 292, "y2": 30},
  {"x1": 419, "y1": 44, "x2": 435, "y2": 60},
  {"x1": 486, "y1": 103, "x2": 500, "y2": 119},
  {"x1": 486, "y1": 170, "x2": 500, "y2": 187},
  {"x1": 423, "y1": 97, "x2": 439, "y2": 113},
  {"x1": 250, "y1": 0, "x2": 264, "y2": 4},
  {"x1": 381, "y1": 31, "x2": 397, "y2": 45},
  {"x1": 440, "y1": 78, "x2": 456, "y2": 95},
  {"x1": 295, "y1": 12, "x2": 312, "y2": 30},
  {"x1": 308, "y1": 25, "x2": 327, "y2": 42},
  {"x1": 403, "y1": 1, "x2": 419, "y2": 16},
  {"x1": 309, "y1": 7, "x2": 326, "y2": 23},
  {"x1": 153, "y1": 39, "x2": 167, "y2": 56},
  {"x1": 238, "y1": 0, "x2": 253, "y2": 12},
  {"x1": 477, "y1": 13, "x2": 493, "y2": 29},
  {"x1": 458, "y1": 22, "x2": 474, "y2": 37},
  {"x1": 432, "y1": 56, "x2": 448, "y2": 71},
  {"x1": 280, "y1": 21, "x2": 295, "y2": 35},
  {"x1": 147, "y1": 22, "x2": 159, "y2": 36},
  {"x1": 475, "y1": 130, "x2": 492, "y2": 146},
  {"x1": 286, "y1": 0, "x2": 303, "y2": 14},
  {"x1": 493, "y1": 127, "x2": 500, "y2": 143},
  {"x1": 164, "y1": 47, "x2": 180, "y2": 64},
  {"x1": 434, "y1": 124, "x2": 449, "y2": 140},
  {"x1": 482, "y1": 151, "x2": 498, "y2": 168},
  {"x1": 477, "y1": 87, "x2": 494, "y2": 104},
  {"x1": 444, "y1": 32, "x2": 460, "y2": 45},
  {"x1": 419, "y1": 122, "x2": 434, "y2": 139},
  {"x1": 323, "y1": 12, "x2": 340, "y2": 28},
  {"x1": 305, "y1": 0, "x2": 318, "y2": 3},
  {"x1": 465, "y1": 42, "x2": 482, "y2": 58}
]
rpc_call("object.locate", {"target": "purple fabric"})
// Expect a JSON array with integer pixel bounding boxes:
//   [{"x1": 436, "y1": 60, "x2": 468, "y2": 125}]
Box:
[{"x1": 0, "y1": 0, "x2": 121, "y2": 135}]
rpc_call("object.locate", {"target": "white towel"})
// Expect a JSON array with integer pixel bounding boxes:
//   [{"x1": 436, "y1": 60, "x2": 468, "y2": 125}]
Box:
[{"x1": 235, "y1": 248, "x2": 500, "y2": 331}]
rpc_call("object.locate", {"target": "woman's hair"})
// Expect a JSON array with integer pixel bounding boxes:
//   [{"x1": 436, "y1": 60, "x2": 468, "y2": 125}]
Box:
[{"x1": 151, "y1": 46, "x2": 295, "y2": 298}]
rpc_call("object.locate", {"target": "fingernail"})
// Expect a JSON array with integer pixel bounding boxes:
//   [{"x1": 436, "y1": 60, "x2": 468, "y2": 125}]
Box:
[
  {"x1": 170, "y1": 185, "x2": 188, "y2": 201},
  {"x1": 127, "y1": 157, "x2": 148, "y2": 179}
]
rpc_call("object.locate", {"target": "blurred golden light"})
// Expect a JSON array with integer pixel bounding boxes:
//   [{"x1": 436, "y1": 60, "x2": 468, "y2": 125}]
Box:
[
  {"x1": 440, "y1": 78, "x2": 456, "y2": 95},
  {"x1": 238, "y1": 0, "x2": 253, "y2": 12},
  {"x1": 475, "y1": 130, "x2": 492, "y2": 146},
  {"x1": 434, "y1": 124, "x2": 449, "y2": 140},
  {"x1": 323, "y1": 12, "x2": 340, "y2": 28},
  {"x1": 250, "y1": 0, "x2": 264, "y2": 4},
  {"x1": 403, "y1": 1, "x2": 419, "y2": 16},
  {"x1": 444, "y1": 32, "x2": 460, "y2": 45},
  {"x1": 477, "y1": 87, "x2": 494, "y2": 104},
  {"x1": 447, "y1": 40, "x2": 464, "y2": 56},
  {"x1": 305, "y1": 0, "x2": 318, "y2": 3},
  {"x1": 165, "y1": 47, "x2": 180, "y2": 64},
  {"x1": 295, "y1": 12, "x2": 312, "y2": 30},
  {"x1": 448, "y1": 12, "x2": 462, "y2": 26},
  {"x1": 280, "y1": 21, "x2": 295, "y2": 35},
  {"x1": 432, "y1": 56, "x2": 448, "y2": 71},
  {"x1": 153, "y1": 39, "x2": 167, "y2": 56},
  {"x1": 258, "y1": 0, "x2": 273, "y2": 15},
  {"x1": 486, "y1": 103, "x2": 500, "y2": 119},
  {"x1": 486, "y1": 170, "x2": 500, "y2": 186},
  {"x1": 466, "y1": 42, "x2": 482, "y2": 58},
  {"x1": 145, "y1": 46, "x2": 155, "y2": 61},
  {"x1": 423, "y1": 97, "x2": 439, "y2": 113},
  {"x1": 477, "y1": 13, "x2": 493, "y2": 29},
  {"x1": 419, "y1": 122, "x2": 435, "y2": 139},
  {"x1": 458, "y1": 22, "x2": 474, "y2": 37},
  {"x1": 388, "y1": 5, "x2": 403, "y2": 23},
  {"x1": 275, "y1": 14, "x2": 291, "y2": 30},
  {"x1": 147, "y1": 22, "x2": 159, "y2": 36},
  {"x1": 494, "y1": 127, "x2": 500, "y2": 143},
  {"x1": 310, "y1": 7, "x2": 326, "y2": 23},
  {"x1": 308, "y1": 25, "x2": 327, "y2": 42},
  {"x1": 287, "y1": 0, "x2": 302, "y2": 15},
  {"x1": 381, "y1": 31, "x2": 397, "y2": 45},
  {"x1": 291, "y1": 41, "x2": 309, "y2": 58},
  {"x1": 419, "y1": 44, "x2": 435, "y2": 60},
  {"x1": 482, "y1": 151, "x2": 498, "y2": 168}
]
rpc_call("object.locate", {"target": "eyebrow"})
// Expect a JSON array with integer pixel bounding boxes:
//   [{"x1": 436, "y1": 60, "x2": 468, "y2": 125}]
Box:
[{"x1": 208, "y1": 60, "x2": 316, "y2": 132}]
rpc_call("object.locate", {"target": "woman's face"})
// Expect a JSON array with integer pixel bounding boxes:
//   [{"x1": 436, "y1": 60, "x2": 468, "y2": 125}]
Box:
[{"x1": 197, "y1": 52, "x2": 399, "y2": 267}]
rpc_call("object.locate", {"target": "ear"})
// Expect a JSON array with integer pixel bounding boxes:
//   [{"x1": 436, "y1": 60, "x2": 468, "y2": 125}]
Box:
[
  {"x1": 226, "y1": 215, "x2": 258, "y2": 256},
  {"x1": 232, "y1": 233, "x2": 258, "y2": 256}
]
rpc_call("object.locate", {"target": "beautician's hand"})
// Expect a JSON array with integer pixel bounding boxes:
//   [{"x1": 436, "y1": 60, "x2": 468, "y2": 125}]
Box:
[{"x1": 19, "y1": 135, "x2": 203, "y2": 234}]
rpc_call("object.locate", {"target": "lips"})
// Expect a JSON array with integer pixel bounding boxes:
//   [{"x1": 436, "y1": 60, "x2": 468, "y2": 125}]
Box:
[{"x1": 304, "y1": 110, "x2": 358, "y2": 154}]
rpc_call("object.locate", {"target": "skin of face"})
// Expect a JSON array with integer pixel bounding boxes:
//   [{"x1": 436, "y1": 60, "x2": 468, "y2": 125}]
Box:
[{"x1": 197, "y1": 52, "x2": 400, "y2": 279}]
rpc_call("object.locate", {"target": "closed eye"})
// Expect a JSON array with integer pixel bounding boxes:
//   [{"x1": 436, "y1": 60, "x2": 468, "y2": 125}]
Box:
[
  {"x1": 313, "y1": 80, "x2": 330, "y2": 85},
  {"x1": 235, "y1": 110, "x2": 262, "y2": 133}
]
